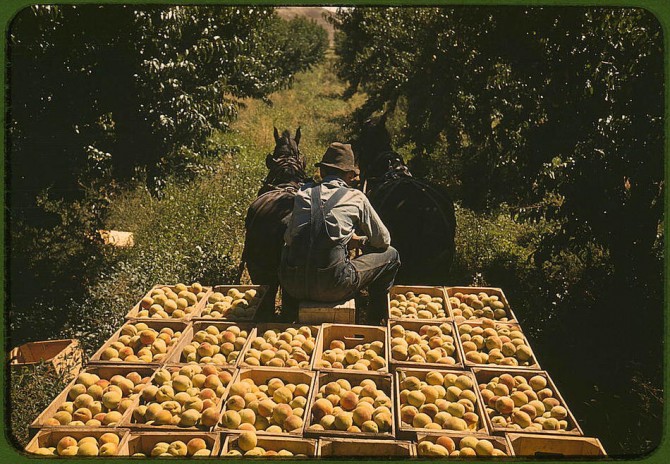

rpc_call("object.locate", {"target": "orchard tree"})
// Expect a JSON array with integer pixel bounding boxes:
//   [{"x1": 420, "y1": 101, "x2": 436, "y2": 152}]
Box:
[
  {"x1": 334, "y1": 7, "x2": 663, "y2": 284},
  {"x1": 9, "y1": 4, "x2": 328, "y2": 215}
]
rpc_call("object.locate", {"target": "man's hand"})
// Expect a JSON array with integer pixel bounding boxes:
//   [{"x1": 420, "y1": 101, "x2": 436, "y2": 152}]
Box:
[{"x1": 348, "y1": 234, "x2": 368, "y2": 251}]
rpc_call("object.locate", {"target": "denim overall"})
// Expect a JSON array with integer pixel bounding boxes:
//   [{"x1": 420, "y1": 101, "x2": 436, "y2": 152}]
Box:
[{"x1": 279, "y1": 184, "x2": 358, "y2": 302}]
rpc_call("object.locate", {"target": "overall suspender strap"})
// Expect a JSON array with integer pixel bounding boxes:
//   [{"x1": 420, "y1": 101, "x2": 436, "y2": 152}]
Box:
[
  {"x1": 310, "y1": 185, "x2": 350, "y2": 241},
  {"x1": 303, "y1": 184, "x2": 352, "y2": 297}
]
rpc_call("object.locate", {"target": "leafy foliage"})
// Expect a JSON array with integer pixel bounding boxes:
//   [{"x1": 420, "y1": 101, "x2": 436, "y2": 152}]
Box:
[
  {"x1": 334, "y1": 7, "x2": 664, "y2": 283},
  {"x1": 8, "y1": 4, "x2": 327, "y2": 346},
  {"x1": 9, "y1": 5, "x2": 327, "y2": 204},
  {"x1": 9, "y1": 362, "x2": 71, "y2": 447},
  {"x1": 334, "y1": 8, "x2": 664, "y2": 455}
]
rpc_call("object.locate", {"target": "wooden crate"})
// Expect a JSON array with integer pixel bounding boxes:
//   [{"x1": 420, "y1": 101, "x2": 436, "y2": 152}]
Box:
[
  {"x1": 506, "y1": 433, "x2": 606, "y2": 456},
  {"x1": 122, "y1": 364, "x2": 235, "y2": 432},
  {"x1": 25, "y1": 427, "x2": 130, "y2": 456},
  {"x1": 416, "y1": 432, "x2": 512, "y2": 457},
  {"x1": 446, "y1": 286, "x2": 518, "y2": 323},
  {"x1": 238, "y1": 323, "x2": 322, "y2": 371},
  {"x1": 304, "y1": 370, "x2": 395, "y2": 440},
  {"x1": 165, "y1": 321, "x2": 256, "y2": 366},
  {"x1": 9, "y1": 338, "x2": 83, "y2": 379},
  {"x1": 472, "y1": 367, "x2": 583, "y2": 436},
  {"x1": 394, "y1": 367, "x2": 489, "y2": 438},
  {"x1": 193, "y1": 285, "x2": 269, "y2": 322},
  {"x1": 30, "y1": 365, "x2": 156, "y2": 432},
  {"x1": 222, "y1": 434, "x2": 318, "y2": 457},
  {"x1": 125, "y1": 284, "x2": 212, "y2": 321},
  {"x1": 216, "y1": 367, "x2": 316, "y2": 437},
  {"x1": 298, "y1": 299, "x2": 356, "y2": 324},
  {"x1": 455, "y1": 320, "x2": 541, "y2": 370},
  {"x1": 387, "y1": 319, "x2": 464, "y2": 370},
  {"x1": 120, "y1": 431, "x2": 221, "y2": 457},
  {"x1": 388, "y1": 285, "x2": 451, "y2": 321},
  {"x1": 312, "y1": 323, "x2": 388, "y2": 373},
  {"x1": 89, "y1": 320, "x2": 189, "y2": 366},
  {"x1": 317, "y1": 437, "x2": 416, "y2": 457}
]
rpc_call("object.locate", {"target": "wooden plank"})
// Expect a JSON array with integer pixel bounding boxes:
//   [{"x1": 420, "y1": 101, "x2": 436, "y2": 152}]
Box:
[
  {"x1": 88, "y1": 320, "x2": 189, "y2": 366},
  {"x1": 387, "y1": 319, "x2": 464, "y2": 370},
  {"x1": 472, "y1": 367, "x2": 583, "y2": 436},
  {"x1": 304, "y1": 370, "x2": 395, "y2": 440},
  {"x1": 25, "y1": 427, "x2": 130, "y2": 456},
  {"x1": 120, "y1": 431, "x2": 221, "y2": 457},
  {"x1": 388, "y1": 285, "x2": 451, "y2": 321},
  {"x1": 455, "y1": 319, "x2": 541, "y2": 370},
  {"x1": 445, "y1": 286, "x2": 518, "y2": 323},
  {"x1": 505, "y1": 432, "x2": 606, "y2": 456},
  {"x1": 193, "y1": 285, "x2": 270, "y2": 322},
  {"x1": 416, "y1": 432, "x2": 511, "y2": 456},
  {"x1": 299, "y1": 299, "x2": 356, "y2": 324},
  {"x1": 312, "y1": 323, "x2": 389, "y2": 373},
  {"x1": 394, "y1": 367, "x2": 489, "y2": 438},
  {"x1": 222, "y1": 433, "x2": 318, "y2": 457},
  {"x1": 238, "y1": 323, "x2": 322, "y2": 371},
  {"x1": 125, "y1": 284, "x2": 212, "y2": 321},
  {"x1": 317, "y1": 437, "x2": 416, "y2": 457}
]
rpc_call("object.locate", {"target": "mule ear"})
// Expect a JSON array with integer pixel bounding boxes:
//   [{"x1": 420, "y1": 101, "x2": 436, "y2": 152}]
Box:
[
  {"x1": 266, "y1": 153, "x2": 275, "y2": 169},
  {"x1": 295, "y1": 127, "x2": 302, "y2": 145},
  {"x1": 273, "y1": 127, "x2": 280, "y2": 144}
]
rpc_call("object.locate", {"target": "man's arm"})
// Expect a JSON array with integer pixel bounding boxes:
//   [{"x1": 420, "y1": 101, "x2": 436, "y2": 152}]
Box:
[{"x1": 359, "y1": 194, "x2": 391, "y2": 249}]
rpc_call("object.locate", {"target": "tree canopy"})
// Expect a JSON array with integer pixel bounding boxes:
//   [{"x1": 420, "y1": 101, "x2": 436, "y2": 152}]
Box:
[
  {"x1": 9, "y1": 5, "x2": 328, "y2": 213},
  {"x1": 334, "y1": 7, "x2": 664, "y2": 285}
]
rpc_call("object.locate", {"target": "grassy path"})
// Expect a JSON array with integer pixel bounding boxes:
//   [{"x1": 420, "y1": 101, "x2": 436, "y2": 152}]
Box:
[{"x1": 215, "y1": 51, "x2": 364, "y2": 169}]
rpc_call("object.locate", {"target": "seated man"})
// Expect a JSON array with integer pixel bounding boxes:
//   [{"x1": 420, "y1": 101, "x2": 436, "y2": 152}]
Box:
[{"x1": 279, "y1": 142, "x2": 400, "y2": 323}]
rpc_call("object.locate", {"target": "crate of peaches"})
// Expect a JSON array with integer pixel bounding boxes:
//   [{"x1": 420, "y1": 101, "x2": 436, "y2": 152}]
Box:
[
  {"x1": 312, "y1": 324, "x2": 388, "y2": 372},
  {"x1": 305, "y1": 370, "x2": 395, "y2": 439},
  {"x1": 388, "y1": 285, "x2": 450, "y2": 320},
  {"x1": 217, "y1": 367, "x2": 315, "y2": 436},
  {"x1": 473, "y1": 367, "x2": 583, "y2": 435},
  {"x1": 196, "y1": 285, "x2": 268, "y2": 321},
  {"x1": 394, "y1": 368, "x2": 488, "y2": 437},
  {"x1": 31, "y1": 366, "x2": 154, "y2": 431},
  {"x1": 125, "y1": 363, "x2": 233, "y2": 430},
  {"x1": 89, "y1": 321, "x2": 186, "y2": 365},
  {"x1": 125, "y1": 283, "x2": 210, "y2": 320},
  {"x1": 239, "y1": 324, "x2": 320, "y2": 370},
  {"x1": 456, "y1": 318, "x2": 540, "y2": 369},
  {"x1": 446, "y1": 287, "x2": 517, "y2": 323},
  {"x1": 167, "y1": 321, "x2": 254, "y2": 366},
  {"x1": 121, "y1": 431, "x2": 221, "y2": 457},
  {"x1": 416, "y1": 433, "x2": 511, "y2": 457},
  {"x1": 26, "y1": 429, "x2": 130, "y2": 457},
  {"x1": 388, "y1": 320, "x2": 462, "y2": 369},
  {"x1": 222, "y1": 432, "x2": 318, "y2": 457}
]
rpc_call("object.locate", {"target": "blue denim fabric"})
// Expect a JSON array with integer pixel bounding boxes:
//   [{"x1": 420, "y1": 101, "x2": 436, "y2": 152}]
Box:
[
  {"x1": 280, "y1": 244, "x2": 400, "y2": 322},
  {"x1": 351, "y1": 245, "x2": 401, "y2": 320}
]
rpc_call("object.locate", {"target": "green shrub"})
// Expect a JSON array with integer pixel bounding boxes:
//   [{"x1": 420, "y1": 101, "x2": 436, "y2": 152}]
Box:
[{"x1": 9, "y1": 363, "x2": 71, "y2": 448}]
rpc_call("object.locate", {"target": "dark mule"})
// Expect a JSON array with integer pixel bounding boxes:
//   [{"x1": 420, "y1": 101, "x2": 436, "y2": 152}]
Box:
[
  {"x1": 352, "y1": 118, "x2": 456, "y2": 285},
  {"x1": 238, "y1": 128, "x2": 307, "y2": 321}
]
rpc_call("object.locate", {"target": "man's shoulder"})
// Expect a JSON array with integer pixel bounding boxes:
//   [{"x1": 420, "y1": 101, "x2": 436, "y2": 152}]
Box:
[
  {"x1": 299, "y1": 181, "x2": 316, "y2": 192},
  {"x1": 345, "y1": 188, "x2": 368, "y2": 202}
]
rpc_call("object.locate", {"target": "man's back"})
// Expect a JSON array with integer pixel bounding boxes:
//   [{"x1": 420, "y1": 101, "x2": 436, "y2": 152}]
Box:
[
  {"x1": 278, "y1": 142, "x2": 400, "y2": 321},
  {"x1": 284, "y1": 176, "x2": 390, "y2": 251}
]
